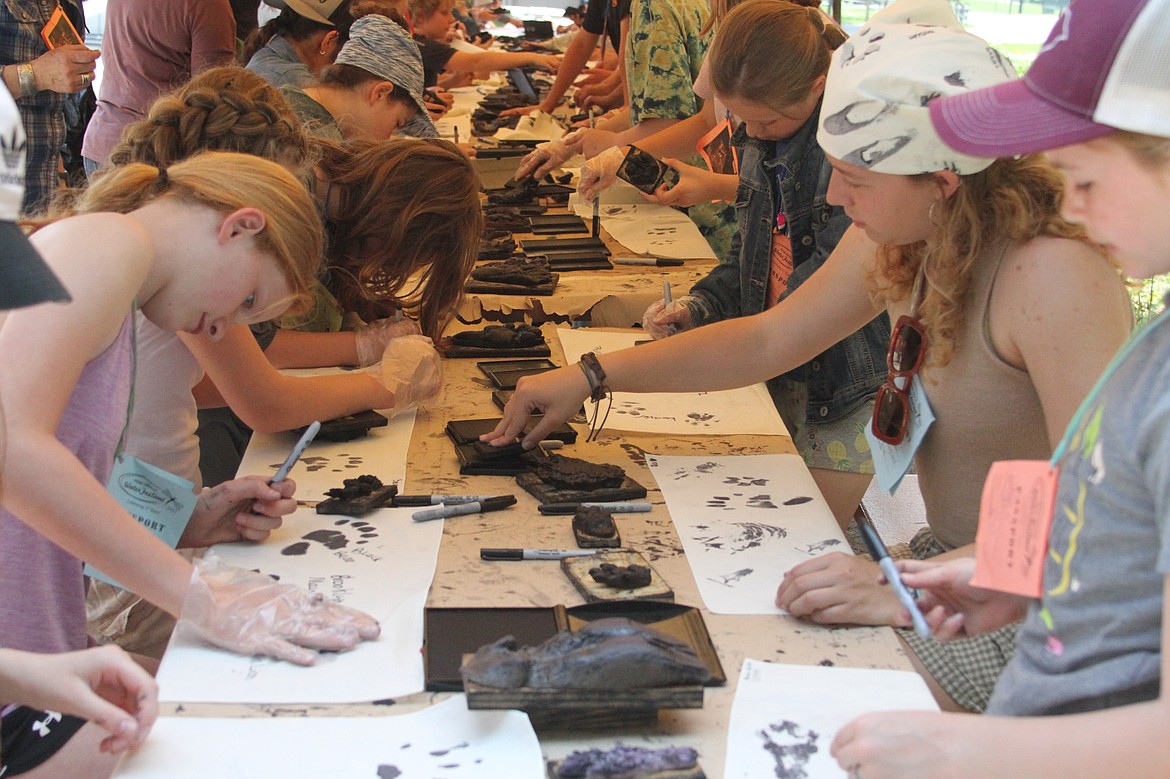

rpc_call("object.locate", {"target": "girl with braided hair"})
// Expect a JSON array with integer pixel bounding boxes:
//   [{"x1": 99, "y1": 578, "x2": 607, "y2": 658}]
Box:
[
  {"x1": 83, "y1": 67, "x2": 480, "y2": 659},
  {"x1": 0, "y1": 140, "x2": 380, "y2": 775}
]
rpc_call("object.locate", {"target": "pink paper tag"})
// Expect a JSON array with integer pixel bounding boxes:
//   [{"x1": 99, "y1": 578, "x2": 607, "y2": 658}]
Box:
[{"x1": 970, "y1": 460, "x2": 1059, "y2": 598}]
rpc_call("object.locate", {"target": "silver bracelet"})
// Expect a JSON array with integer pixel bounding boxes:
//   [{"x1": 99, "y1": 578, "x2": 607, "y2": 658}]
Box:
[{"x1": 17, "y1": 63, "x2": 36, "y2": 97}]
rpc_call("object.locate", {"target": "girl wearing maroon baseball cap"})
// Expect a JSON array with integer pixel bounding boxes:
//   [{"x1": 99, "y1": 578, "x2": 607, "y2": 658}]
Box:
[{"x1": 834, "y1": 0, "x2": 1170, "y2": 775}]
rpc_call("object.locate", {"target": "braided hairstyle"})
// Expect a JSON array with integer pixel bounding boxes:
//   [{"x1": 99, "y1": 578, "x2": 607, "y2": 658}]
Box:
[{"x1": 108, "y1": 66, "x2": 317, "y2": 173}]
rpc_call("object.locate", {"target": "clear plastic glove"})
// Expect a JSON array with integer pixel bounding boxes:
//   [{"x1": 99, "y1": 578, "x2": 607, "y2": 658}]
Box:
[
  {"x1": 365, "y1": 334, "x2": 443, "y2": 412},
  {"x1": 179, "y1": 554, "x2": 381, "y2": 666},
  {"x1": 642, "y1": 295, "x2": 699, "y2": 340},
  {"x1": 355, "y1": 316, "x2": 423, "y2": 367},
  {"x1": 577, "y1": 145, "x2": 625, "y2": 201},
  {"x1": 514, "y1": 129, "x2": 585, "y2": 180}
]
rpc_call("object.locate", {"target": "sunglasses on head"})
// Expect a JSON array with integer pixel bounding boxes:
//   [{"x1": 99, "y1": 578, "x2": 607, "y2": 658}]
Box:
[{"x1": 870, "y1": 314, "x2": 928, "y2": 446}]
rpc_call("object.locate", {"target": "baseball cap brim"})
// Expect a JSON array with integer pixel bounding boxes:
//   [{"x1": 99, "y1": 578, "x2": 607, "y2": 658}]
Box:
[
  {"x1": 0, "y1": 221, "x2": 70, "y2": 309},
  {"x1": 401, "y1": 104, "x2": 438, "y2": 138},
  {"x1": 279, "y1": 0, "x2": 338, "y2": 26},
  {"x1": 930, "y1": 78, "x2": 1115, "y2": 159}
]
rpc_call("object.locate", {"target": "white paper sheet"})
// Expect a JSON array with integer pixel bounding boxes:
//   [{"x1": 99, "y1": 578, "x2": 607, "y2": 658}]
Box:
[
  {"x1": 569, "y1": 191, "x2": 718, "y2": 260},
  {"x1": 115, "y1": 696, "x2": 543, "y2": 779},
  {"x1": 724, "y1": 659, "x2": 938, "y2": 778},
  {"x1": 156, "y1": 506, "x2": 442, "y2": 703},
  {"x1": 556, "y1": 328, "x2": 788, "y2": 436},
  {"x1": 432, "y1": 85, "x2": 479, "y2": 145},
  {"x1": 645, "y1": 454, "x2": 845, "y2": 615},
  {"x1": 236, "y1": 409, "x2": 415, "y2": 502},
  {"x1": 493, "y1": 110, "x2": 565, "y2": 141}
]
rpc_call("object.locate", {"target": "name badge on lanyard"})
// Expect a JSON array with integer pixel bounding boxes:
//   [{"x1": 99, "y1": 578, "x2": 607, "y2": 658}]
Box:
[{"x1": 85, "y1": 455, "x2": 197, "y2": 588}]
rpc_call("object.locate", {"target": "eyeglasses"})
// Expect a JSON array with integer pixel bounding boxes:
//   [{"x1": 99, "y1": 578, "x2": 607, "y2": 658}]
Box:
[{"x1": 871, "y1": 314, "x2": 928, "y2": 445}]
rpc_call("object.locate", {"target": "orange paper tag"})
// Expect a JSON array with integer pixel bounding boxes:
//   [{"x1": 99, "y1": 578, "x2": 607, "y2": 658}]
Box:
[
  {"x1": 41, "y1": 5, "x2": 83, "y2": 49},
  {"x1": 970, "y1": 460, "x2": 1058, "y2": 598},
  {"x1": 696, "y1": 118, "x2": 738, "y2": 177}
]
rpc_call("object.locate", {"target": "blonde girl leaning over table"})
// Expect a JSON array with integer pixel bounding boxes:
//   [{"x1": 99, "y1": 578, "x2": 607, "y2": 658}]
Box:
[
  {"x1": 832, "y1": 0, "x2": 1170, "y2": 775},
  {"x1": 187, "y1": 135, "x2": 481, "y2": 483},
  {"x1": 0, "y1": 149, "x2": 379, "y2": 776},
  {"x1": 85, "y1": 69, "x2": 477, "y2": 659},
  {"x1": 0, "y1": 136, "x2": 157, "y2": 778},
  {"x1": 486, "y1": 0, "x2": 1133, "y2": 713}
]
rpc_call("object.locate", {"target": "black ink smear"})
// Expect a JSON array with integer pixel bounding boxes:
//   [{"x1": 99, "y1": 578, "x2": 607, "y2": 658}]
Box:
[
  {"x1": 760, "y1": 720, "x2": 819, "y2": 779},
  {"x1": 747, "y1": 494, "x2": 778, "y2": 509},
  {"x1": 619, "y1": 443, "x2": 646, "y2": 467},
  {"x1": 280, "y1": 541, "x2": 310, "y2": 556},
  {"x1": 724, "y1": 475, "x2": 769, "y2": 487},
  {"x1": 376, "y1": 766, "x2": 402, "y2": 779},
  {"x1": 709, "y1": 567, "x2": 753, "y2": 586},
  {"x1": 783, "y1": 496, "x2": 813, "y2": 506},
  {"x1": 800, "y1": 539, "x2": 842, "y2": 555},
  {"x1": 430, "y1": 742, "x2": 469, "y2": 757},
  {"x1": 694, "y1": 522, "x2": 787, "y2": 553},
  {"x1": 695, "y1": 461, "x2": 722, "y2": 473}
]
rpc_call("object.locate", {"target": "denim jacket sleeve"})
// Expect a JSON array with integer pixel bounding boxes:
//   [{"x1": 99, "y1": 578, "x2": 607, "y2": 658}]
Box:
[{"x1": 685, "y1": 113, "x2": 891, "y2": 423}]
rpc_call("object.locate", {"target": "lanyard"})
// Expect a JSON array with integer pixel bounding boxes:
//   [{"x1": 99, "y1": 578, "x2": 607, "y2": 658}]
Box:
[
  {"x1": 112, "y1": 304, "x2": 138, "y2": 462},
  {"x1": 1050, "y1": 306, "x2": 1170, "y2": 466}
]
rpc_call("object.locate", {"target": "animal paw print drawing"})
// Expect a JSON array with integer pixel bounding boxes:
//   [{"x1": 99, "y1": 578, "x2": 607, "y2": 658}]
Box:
[
  {"x1": 685, "y1": 412, "x2": 715, "y2": 428},
  {"x1": 612, "y1": 399, "x2": 689, "y2": 423},
  {"x1": 724, "y1": 475, "x2": 769, "y2": 487},
  {"x1": 709, "y1": 567, "x2": 753, "y2": 587},
  {"x1": 276, "y1": 453, "x2": 365, "y2": 474},
  {"x1": 332, "y1": 518, "x2": 379, "y2": 544},
  {"x1": 706, "y1": 494, "x2": 778, "y2": 510},
  {"x1": 799, "y1": 539, "x2": 842, "y2": 555},
  {"x1": 280, "y1": 520, "x2": 380, "y2": 555},
  {"x1": 693, "y1": 522, "x2": 787, "y2": 553}
]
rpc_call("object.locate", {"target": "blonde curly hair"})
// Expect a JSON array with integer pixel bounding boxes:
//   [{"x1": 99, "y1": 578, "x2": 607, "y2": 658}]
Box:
[{"x1": 868, "y1": 154, "x2": 1117, "y2": 368}]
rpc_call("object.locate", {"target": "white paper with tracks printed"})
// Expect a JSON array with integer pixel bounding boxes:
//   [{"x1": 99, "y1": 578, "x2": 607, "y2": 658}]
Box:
[
  {"x1": 556, "y1": 328, "x2": 789, "y2": 436},
  {"x1": 724, "y1": 659, "x2": 937, "y2": 778},
  {"x1": 156, "y1": 506, "x2": 441, "y2": 703},
  {"x1": 646, "y1": 453, "x2": 845, "y2": 614},
  {"x1": 115, "y1": 696, "x2": 541, "y2": 778}
]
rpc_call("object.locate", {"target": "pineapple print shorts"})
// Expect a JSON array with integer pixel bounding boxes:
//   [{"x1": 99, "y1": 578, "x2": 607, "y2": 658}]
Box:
[{"x1": 773, "y1": 377, "x2": 875, "y2": 474}]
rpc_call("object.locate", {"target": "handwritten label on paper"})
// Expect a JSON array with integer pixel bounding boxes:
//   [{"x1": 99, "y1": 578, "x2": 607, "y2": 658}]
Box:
[{"x1": 970, "y1": 460, "x2": 1058, "y2": 598}]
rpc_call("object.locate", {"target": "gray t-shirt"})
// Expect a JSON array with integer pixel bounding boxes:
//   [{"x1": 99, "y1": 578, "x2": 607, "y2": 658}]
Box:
[{"x1": 988, "y1": 311, "x2": 1170, "y2": 716}]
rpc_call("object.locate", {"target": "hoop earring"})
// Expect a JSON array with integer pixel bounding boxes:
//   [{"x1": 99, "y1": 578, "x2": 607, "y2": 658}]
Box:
[{"x1": 928, "y1": 200, "x2": 944, "y2": 227}]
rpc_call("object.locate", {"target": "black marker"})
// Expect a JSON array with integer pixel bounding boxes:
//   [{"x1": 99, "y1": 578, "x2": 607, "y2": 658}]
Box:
[
  {"x1": 856, "y1": 513, "x2": 931, "y2": 639},
  {"x1": 393, "y1": 494, "x2": 492, "y2": 507},
  {"x1": 481, "y1": 548, "x2": 598, "y2": 561},
  {"x1": 592, "y1": 195, "x2": 600, "y2": 238},
  {"x1": 412, "y1": 494, "x2": 517, "y2": 522},
  {"x1": 612, "y1": 257, "x2": 684, "y2": 267}
]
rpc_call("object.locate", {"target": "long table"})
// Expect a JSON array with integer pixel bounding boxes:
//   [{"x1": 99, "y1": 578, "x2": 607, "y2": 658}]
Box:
[{"x1": 157, "y1": 326, "x2": 911, "y2": 778}]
